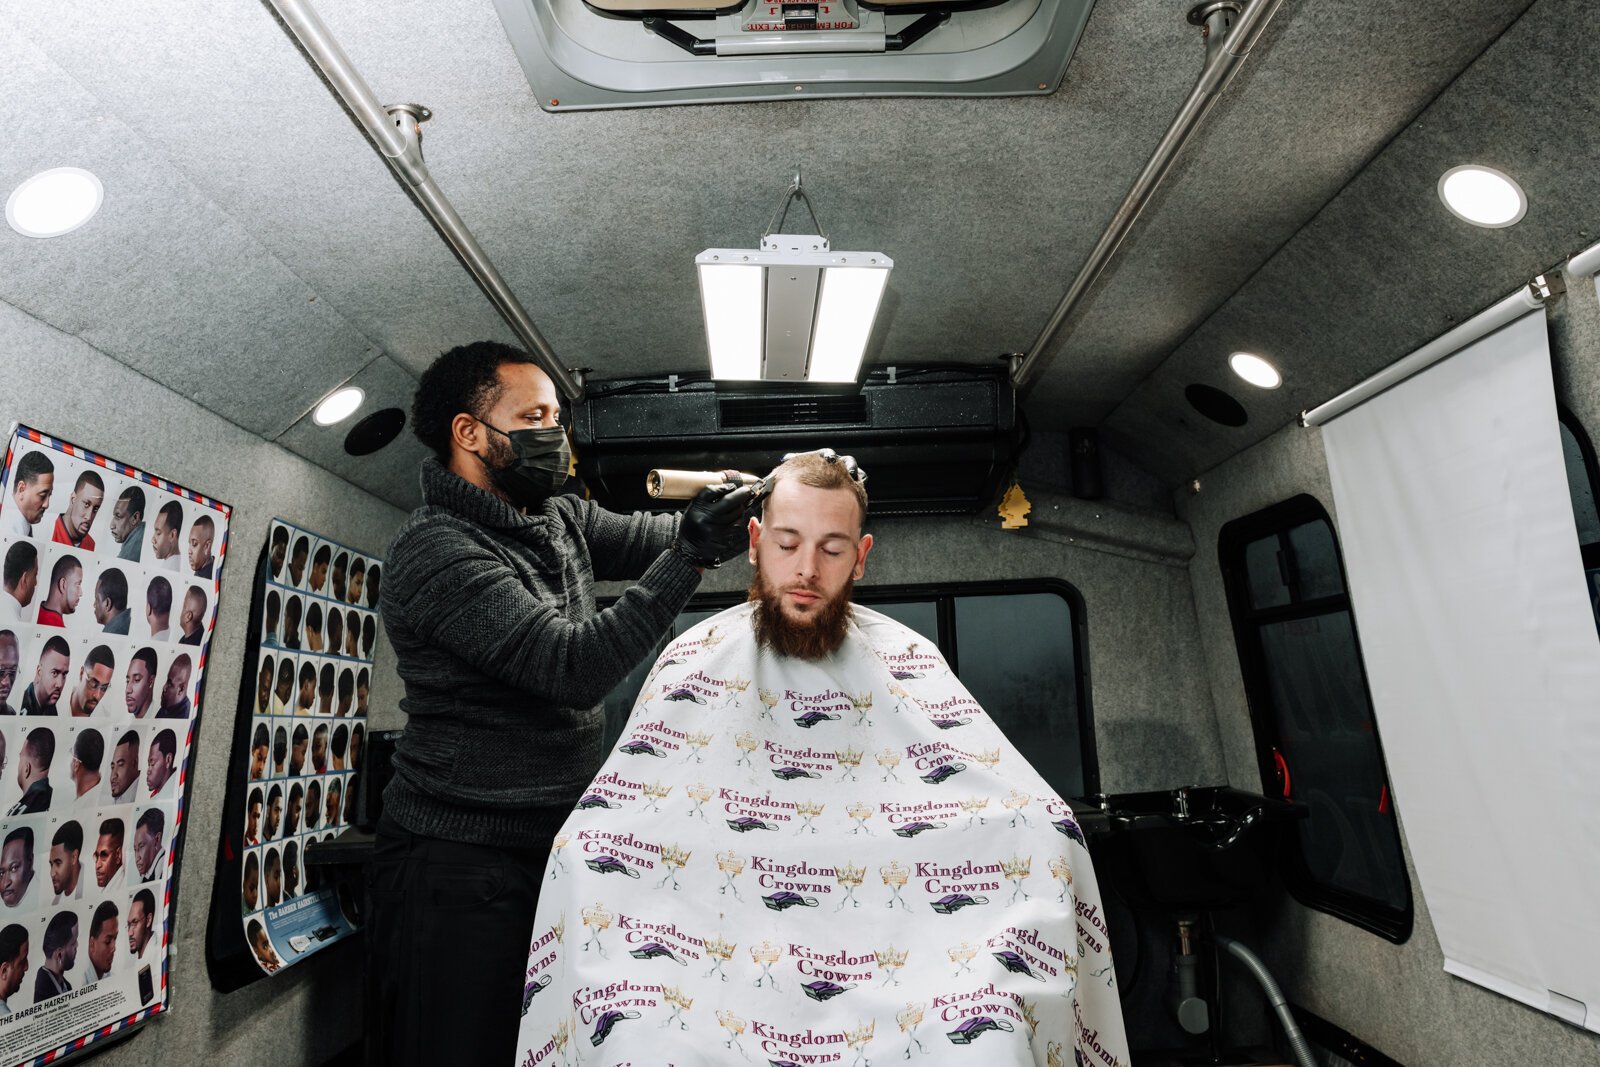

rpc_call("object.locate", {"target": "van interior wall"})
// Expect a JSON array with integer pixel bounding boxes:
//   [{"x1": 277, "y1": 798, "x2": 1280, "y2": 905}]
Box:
[
  {"x1": 1177, "y1": 263, "x2": 1600, "y2": 1065},
  {"x1": 0, "y1": 300, "x2": 408, "y2": 1067}
]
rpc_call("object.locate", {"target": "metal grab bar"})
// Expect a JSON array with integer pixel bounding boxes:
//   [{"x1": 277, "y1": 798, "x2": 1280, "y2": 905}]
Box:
[
  {"x1": 1012, "y1": 0, "x2": 1286, "y2": 393},
  {"x1": 264, "y1": 0, "x2": 586, "y2": 402}
]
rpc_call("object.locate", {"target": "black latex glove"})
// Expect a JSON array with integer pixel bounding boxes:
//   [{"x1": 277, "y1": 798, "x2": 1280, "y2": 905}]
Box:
[{"x1": 673, "y1": 483, "x2": 760, "y2": 568}]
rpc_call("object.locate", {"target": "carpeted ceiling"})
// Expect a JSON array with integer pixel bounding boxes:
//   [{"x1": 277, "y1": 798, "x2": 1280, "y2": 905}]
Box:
[{"x1": 0, "y1": 0, "x2": 1576, "y2": 508}]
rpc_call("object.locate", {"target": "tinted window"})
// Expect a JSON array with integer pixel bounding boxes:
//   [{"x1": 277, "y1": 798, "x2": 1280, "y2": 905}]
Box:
[
  {"x1": 1559, "y1": 418, "x2": 1600, "y2": 546},
  {"x1": 953, "y1": 593, "x2": 1083, "y2": 799},
  {"x1": 1243, "y1": 535, "x2": 1289, "y2": 609},
  {"x1": 1221, "y1": 496, "x2": 1412, "y2": 941},
  {"x1": 1256, "y1": 612, "x2": 1406, "y2": 910},
  {"x1": 1557, "y1": 413, "x2": 1600, "y2": 635},
  {"x1": 872, "y1": 599, "x2": 939, "y2": 644}
]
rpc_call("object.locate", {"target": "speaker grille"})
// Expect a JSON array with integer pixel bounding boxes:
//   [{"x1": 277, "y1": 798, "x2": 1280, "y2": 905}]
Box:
[{"x1": 718, "y1": 394, "x2": 868, "y2": 429}]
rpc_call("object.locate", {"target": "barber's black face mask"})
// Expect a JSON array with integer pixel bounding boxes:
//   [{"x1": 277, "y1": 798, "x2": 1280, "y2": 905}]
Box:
[{"x1": 478, "y1": 422, "x2": 570, "y2": 505}]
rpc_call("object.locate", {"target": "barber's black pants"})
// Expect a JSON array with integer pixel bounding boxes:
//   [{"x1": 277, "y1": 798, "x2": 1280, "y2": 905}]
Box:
[{"x1": 367, "y1": 814, "x2": 554, "y2": 1067}]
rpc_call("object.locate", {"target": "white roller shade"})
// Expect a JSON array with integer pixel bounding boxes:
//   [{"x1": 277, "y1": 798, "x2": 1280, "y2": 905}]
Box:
[{"x1": 1320, "y1": 309, "x2": 1600, "y2": 1033}]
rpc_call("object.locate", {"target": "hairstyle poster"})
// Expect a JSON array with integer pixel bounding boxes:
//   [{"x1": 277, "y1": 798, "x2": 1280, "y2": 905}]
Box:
[
  {"x1": 0, "y1": 425, "x2": 230, "y2": 1064},
  {"x1": 210, "y1": 519, "x2": 378, "y2": 982}
]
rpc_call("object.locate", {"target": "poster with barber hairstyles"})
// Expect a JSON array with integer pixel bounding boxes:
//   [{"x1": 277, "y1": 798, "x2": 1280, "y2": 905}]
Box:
[
  {"x1": 0, "y1": 425, "x2": 230, "y2": 1064},
  {"x1": 206, "y1": 519, "x2": 379, "y2": 983}
]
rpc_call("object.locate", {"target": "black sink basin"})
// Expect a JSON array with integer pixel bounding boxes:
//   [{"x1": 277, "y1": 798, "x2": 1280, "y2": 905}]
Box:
[{"x1": 1071, "y1": 786, "x2": 1306, "y2": 910}]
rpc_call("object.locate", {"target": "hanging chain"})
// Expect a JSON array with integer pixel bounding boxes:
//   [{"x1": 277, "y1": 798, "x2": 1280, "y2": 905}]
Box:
[{"x1": 761, "y1": 167, "x2": 827, "y2": 239}]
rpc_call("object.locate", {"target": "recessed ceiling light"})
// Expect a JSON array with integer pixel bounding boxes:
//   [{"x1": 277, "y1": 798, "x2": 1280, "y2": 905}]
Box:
[
  {"x1": 313, "y1": 386, "x2": 364, "y2": 426},
  {"x1": 6, "y1": 167, "x2": 104, "y2": 238},
  {"x1": 1438, "y1": 165, "x2": 1526, "y2": 228},
  {"x1": 1229, "y1": 351, "x2": 1282, "y2": 389}
]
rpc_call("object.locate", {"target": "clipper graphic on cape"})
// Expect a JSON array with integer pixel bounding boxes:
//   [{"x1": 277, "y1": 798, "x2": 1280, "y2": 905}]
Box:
[
  {"x1": 921, "y1": 762, "x2": 966, "y2": 785},
  {"x1": 930, "y1": 893, "x2": 988, "y2": 914},
  {"x1": 629, "y1": 941, "x2": 690, "y2": 965},
  {"x1": 992, "y1": 950, "x2": 1048, "y2": 980},
  {"x1": 762, "y1": 891, "x2": 819, "y2": 911},
  {"x1": 946, "y1": 1016, "x2": 1015, "y2": 1044},
  {"x1": 801, "y1": 979, "x2": 853, "y2": 1001},
  {"x1": 520, "y1": 974, "x2": 552, "y2": 1015},
  {"x1": 590, "y1": 1009, "x2": 640, "y2": 1046},
  {"x1": 584, "y1": 854, "x2": 641, "y2": 878}
]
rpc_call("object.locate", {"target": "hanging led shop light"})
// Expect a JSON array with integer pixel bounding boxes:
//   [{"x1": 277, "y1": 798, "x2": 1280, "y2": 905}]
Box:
[{"x1": 697, "y1": 170, "x2": 892, "y2": 383}]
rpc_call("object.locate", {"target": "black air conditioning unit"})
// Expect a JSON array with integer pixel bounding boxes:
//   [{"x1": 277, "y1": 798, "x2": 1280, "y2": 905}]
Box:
[{"x1": 571, "y1": 365, "x2": 1019, "y2": 516}]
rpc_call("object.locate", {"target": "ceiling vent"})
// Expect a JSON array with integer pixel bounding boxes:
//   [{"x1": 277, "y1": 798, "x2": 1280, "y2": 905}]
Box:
[
  {"x1": 491, "y1": 0, "x2": 1096, "y2": 110},
  {"x1": 571, "y1": 364, "x2": 1019, "y2": 515},
  {"x1": 718, "y1": 393, "x2": 868, "y2": 429}
]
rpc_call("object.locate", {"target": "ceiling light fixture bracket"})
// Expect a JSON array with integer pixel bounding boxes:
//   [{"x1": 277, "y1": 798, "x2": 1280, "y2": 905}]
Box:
[{"x1": 763, "y1": 167, "x2": 828, "y2": 241}]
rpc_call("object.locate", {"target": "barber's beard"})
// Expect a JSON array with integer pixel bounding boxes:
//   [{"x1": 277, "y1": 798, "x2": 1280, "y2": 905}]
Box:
[
  {"x1": 749, "y1": 569, "x2": 854, "y2": 661},
  {"x1": 477, "y1": 435, "x2": 517, "y2": 496}
]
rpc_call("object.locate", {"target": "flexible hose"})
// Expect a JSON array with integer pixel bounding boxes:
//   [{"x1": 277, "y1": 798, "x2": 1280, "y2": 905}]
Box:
[{"x1": 1213, "y1": 935, "x2": 1318, "y2": 1067}]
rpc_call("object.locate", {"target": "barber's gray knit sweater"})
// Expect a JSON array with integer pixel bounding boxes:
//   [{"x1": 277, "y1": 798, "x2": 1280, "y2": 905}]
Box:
[{"x1": 379, "y1": 459, "x2": 702, "y2": 846}]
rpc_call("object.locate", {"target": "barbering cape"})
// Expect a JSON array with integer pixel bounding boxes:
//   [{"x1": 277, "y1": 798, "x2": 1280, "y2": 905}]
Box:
[{"x1": 514, "y1": 602, "x2": 1129, "y2": 1067}]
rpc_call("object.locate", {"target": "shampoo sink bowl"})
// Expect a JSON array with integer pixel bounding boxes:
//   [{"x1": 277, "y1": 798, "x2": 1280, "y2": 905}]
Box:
[{"x1": 1072, "y1": 786, "x2": 1306, "y2": 910}]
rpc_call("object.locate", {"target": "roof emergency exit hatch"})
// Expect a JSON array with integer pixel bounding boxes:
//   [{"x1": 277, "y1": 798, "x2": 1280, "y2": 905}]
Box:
[{"x1": 491, "y1": 0, "x2": 1097, "y2": 109}]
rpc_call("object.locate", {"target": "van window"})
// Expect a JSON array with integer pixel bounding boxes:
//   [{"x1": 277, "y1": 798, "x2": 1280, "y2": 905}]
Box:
[
  {"x1": 1557, "y1": 410, "x2": 1600, "y2": 630},
  {"x1": 599, "y1": 581, "x2": 1095, "y2": 798},
  {"x1": 1219, "y1": 496, "x2": 1413, "y2": 942}
]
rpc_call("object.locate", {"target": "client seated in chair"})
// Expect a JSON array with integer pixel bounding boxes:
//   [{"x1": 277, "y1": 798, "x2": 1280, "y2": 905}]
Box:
[{"x1": 517, "y1": 450, "x2": 1129, "y2": 1067}]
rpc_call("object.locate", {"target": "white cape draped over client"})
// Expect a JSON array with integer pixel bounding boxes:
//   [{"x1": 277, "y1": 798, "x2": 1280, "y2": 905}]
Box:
[{"x1": 514, "y1": 602, "x2": 1130, "y2": 1067}]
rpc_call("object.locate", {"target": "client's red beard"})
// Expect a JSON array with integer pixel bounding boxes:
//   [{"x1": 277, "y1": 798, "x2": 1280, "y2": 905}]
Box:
[{"x1": 749, "y1": 569, "x2": 855, "y2": 661}]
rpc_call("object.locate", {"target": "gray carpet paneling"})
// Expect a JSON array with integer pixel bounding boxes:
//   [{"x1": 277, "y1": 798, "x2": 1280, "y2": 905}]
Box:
[
  {"x1": 274, "y1": 353, "x2": 430, "y2": 511},
  {"x1": 0, "y1": 299, "x2": 408, "y2": 1067},
  {"x1": 2, "y1": 0, "x2": 1551, "y2": 504},
  {"x1": 295, "y1": 0, "x2": 1202, "y2": 381},
  {"x1": 3, "y1": 0, "x2": 511, "y2": 380},
  {"x1": 1024, "y1": 0, "x2": 1533, "y2": 425},
  {"x1": 0, "y1": 30, "x2": 380, "y2": 440},
  {"x1": 1107, "y1": 0, "x2": 1599, "y2": 484},
  {"x1": 1175, "y1": 277, "x2": 1600, "y2": 1063},
  {"x1": 1017, "y1": 432, "x2": 1177, "y2": 515}
]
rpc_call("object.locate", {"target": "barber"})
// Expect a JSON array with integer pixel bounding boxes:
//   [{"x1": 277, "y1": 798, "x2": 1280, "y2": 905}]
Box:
[{"x1": 369, "y1": 341, "x2": 751, "y2": 1066}]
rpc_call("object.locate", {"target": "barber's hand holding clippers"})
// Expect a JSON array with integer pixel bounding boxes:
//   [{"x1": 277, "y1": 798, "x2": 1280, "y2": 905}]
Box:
[
  {"x1": 672, "y1": 481, "x2": 768, "y2": 568},
  {"x1": 663, "y1": 449, "x2": 861, "y2": 568}
]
